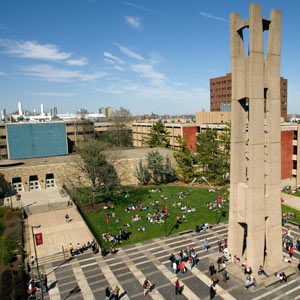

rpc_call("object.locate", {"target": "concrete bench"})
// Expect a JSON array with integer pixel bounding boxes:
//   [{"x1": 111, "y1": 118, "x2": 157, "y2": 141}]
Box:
[{"x1": 264, "y1": 267, "x2": 295, "y2": 287}]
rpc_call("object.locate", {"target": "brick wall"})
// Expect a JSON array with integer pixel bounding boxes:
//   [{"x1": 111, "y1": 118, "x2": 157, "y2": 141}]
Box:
[
  {"x1": 182, "y1": 126, "x2": 197, "y2": 149},
  {"x1": 281, "y1": 130, "x2": 293, "y2": 179}
]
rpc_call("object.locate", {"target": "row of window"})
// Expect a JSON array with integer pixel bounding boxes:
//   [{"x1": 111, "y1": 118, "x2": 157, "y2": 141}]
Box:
[
  {"x1": 211, "y1": 87, "x2": 231, "y2": 92},
  {"x1": 211, "y1": 94, "x2": 232, "y2": 99},
  {"x1": 211, "y1": 79, "x2": 232, "y2": 86}
]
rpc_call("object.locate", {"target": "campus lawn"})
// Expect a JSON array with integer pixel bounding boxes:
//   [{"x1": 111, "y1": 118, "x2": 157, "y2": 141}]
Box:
[
  {"x1": 282, "y1": 204, "x2": 300, "y2": 224},
  {"x1": 82, "y1": 185, "x2": 229, "y2": 248}
]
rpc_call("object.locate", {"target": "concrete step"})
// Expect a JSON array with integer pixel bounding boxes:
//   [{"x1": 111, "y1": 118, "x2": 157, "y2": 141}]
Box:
[{"x1": 37, "y1": 251, "x2": 70, "y2": 266}]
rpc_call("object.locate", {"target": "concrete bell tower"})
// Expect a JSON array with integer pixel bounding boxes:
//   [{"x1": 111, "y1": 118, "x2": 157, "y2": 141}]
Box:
[{"x1": 228, "y1": 3, "x2": 282, "y2": 272}]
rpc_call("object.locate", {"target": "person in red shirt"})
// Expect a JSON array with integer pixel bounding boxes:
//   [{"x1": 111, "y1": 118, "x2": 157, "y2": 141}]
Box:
[
  {"x1": 289, "y1": 245, "x2": 294, "y2": 258},
  {"x1": 175, "y1": 279, "x2": 181, "y2": 295},
  {"x1": 179, "y1": 261, "x2": 185, "y2": 274}
]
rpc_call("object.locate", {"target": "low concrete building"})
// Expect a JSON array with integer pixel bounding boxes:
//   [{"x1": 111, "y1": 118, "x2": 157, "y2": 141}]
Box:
[
  {"x1": 132, "y1": 122, "x2": 197, "y2": 149},
  {"x1": 0, "y1": 147, "x2": 174, "y2": 193}
]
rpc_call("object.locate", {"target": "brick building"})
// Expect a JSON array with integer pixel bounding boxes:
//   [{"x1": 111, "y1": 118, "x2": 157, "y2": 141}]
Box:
[{"x1": 210, "y1": 73, "x2": 288, "y2": 121}]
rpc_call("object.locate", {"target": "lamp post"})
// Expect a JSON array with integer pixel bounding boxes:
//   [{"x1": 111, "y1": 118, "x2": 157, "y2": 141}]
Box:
[{"x1": 31, "y1": 224, "x2": 43, "y2": 299}]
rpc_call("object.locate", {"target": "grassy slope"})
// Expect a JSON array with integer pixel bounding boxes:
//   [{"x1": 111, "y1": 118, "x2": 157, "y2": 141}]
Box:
[{"x1": 84, "y1": 186, "x2": 229, "y2": 248}]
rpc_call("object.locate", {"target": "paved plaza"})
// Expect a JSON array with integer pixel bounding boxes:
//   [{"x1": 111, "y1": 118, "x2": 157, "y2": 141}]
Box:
[{"x1": 32, "y1": 221, "x2": 300, "y2": 300}]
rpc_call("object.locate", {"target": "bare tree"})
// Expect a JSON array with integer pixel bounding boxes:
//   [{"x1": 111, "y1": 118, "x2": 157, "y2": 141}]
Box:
[{"x1": 68, "y1": 140, "x2": 119, "y2": 205}]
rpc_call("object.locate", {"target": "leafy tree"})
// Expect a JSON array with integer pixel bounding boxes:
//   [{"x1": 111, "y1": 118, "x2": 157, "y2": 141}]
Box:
[
  {"x1": 146, "y1": 150, "x2": 164, "y2": 184},
  {"x1": 135, "y1": 160, "x2": 151, "y2": 185},
  {"x1": 0, "y1": 173, "x2": 10, "y2": 198},
  {"x1": 163, "y1": 156, "x2": 177, "y2": 183},
  {"x1": 195, "y1": 125, "x2": 231, "y2": 185},
  {"x1": 145, "y1": 150, "x2": 176, "y2": 184},
  {"x1": 218, "y1": 123, "x2": 231, "y2": 184},
  {"x1": 174, "y1": 135, "x2": 196, "y2": 183},
  {"x1": 72, "y1": 140, "x2": 119, "y2": 204},
  {"x1": 196, "y1": 128, "x2": 223, "y2": 184},
  {"x1": 144, "y1": 120, "x2": 170, "y2": 148}
]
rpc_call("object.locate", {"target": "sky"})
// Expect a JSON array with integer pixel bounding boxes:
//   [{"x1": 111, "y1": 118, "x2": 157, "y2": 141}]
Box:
[{"x1": 0, "y1": 0, "x2": 299, "y2": 115}]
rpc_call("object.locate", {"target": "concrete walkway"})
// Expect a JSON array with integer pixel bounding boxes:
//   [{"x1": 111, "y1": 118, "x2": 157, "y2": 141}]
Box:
[
  {"x1": 281, "y1": 192, "x2": 300, "y2": 211},
  {"x1": 38, "y1": 222, "x2": 300, "y2": 300},
  {"x1": 26, "y1": 206, "x2": 94, "y2": 258}
]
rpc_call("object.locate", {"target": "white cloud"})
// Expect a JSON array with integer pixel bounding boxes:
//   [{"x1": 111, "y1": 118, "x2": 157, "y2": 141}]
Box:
[
  {"x1": 32, "y1": 92, "x2": 76, "y2": 97},
  {"x1": 111, "y1": 65, "x2": 125, "y2": 71},
  {"x1": 19, "y1": 64, "x2": 107, "y2": 82},
  {"x1": 66, "y1": 58, "x2": 88, "y2": 66},
  {"x1": 199, "y1": 12, "x2": 229, "y2": 23},
  {"x1": 173, "y1": 82, "x2": 184, "y2": 87},
  {"x1": 96, "y1": 88, "x2": 122, "y2": 94},
  {"x1": 123, "y1": 2, "x2": 160, "y2": 16},
  {"x1": 104, "y1": 58, "x2": 115, "y2": 64},
  {"x1": 114, "y1": 43, "x2": 144, "y2": 60},
  {"x1": 125, "y1": 16, "x2": 141, "y2": 30},
  {"x1": 0, "y1": 71, "x2": 6, "y2": 76},
  {"x1": 0, "y1": 39, "x2": 72, "y2": 60},
  {"x1": 131, "y1": 63, "x2": 167, "y2": 86},
  {"x1": 104, "y1": 52, "x2": 124, "y2": 64}
]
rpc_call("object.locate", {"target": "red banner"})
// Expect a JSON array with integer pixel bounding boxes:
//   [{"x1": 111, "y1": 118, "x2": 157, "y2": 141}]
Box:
[
  {"x1": 164, "y1": 203, "x2": 168, "y2": 214},
  {"x1": 105, "y1": 214, "x2": 109, "y2": 225},
  {"x1": 217, "y1": 194, "x2": 221, "y2": 203},
  {"x1": 34, "y1": 233, "x2": 43, "y2": 246}
]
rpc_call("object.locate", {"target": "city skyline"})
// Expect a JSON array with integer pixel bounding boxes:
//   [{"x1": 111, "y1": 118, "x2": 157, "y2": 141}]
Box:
[{"x1": 0, "y1": 0, "x2": 299, "y2": 115}]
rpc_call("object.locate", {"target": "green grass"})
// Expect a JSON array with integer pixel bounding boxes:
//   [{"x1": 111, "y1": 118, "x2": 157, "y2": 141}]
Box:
[
  {"x1": 282, "y1": 204, "x2": 300, "y2": 224},
  {"x1": 282, "y1": 189, "x2": 300, "y2": 198},
  {"x1": 82, "y1": 186, "x2": 229, "y2": 248}
]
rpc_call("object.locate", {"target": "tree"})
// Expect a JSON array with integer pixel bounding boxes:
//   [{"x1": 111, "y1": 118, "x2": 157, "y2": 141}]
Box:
[
  {"x1": 76, "y1": 108, "x2": 89, "y2": 120},
  {"x1": 145, "y1": 150, "x2": 176, "y2": 184},
  {"x1": 144, "y1": 120, "x2": 170, "y2": 148},
  {"x1": 0, "y1": 173, "x2": 10, "y2": 198},
  {"x1": 218, "y1": 123, "x2": 231, "y2": 184},
  {"x1": 135, "y1": 160, "x2": 151, "y2": 185},
  {"x1": 174, "y1": 135, "x2": 196, "y2": 183},
  {"x1": 196, "y1": 128, "x2": 223, "y2": 184},
  {"x1": 72, "y1": 140, "x2": 119, "y2": 204},
  {"x1": 98, "y1": 107, "x2": 133, "y2": 148},
  {"x1": 195, "y1": 125, "x2": 231, "y2": 185},
  {"x1": 163, "y1": 157, "x2": 177, "y2": 183}
]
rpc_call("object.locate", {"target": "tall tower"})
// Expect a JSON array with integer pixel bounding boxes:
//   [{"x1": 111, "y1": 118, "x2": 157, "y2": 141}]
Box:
[{"x1": 228, "y1": 3, "x2": 282, "y2": 272}]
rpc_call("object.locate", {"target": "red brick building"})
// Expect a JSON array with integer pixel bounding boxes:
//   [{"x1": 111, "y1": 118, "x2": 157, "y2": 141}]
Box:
[{"x1": 210, "y1": 73, "x2": 288, "y2": 121}]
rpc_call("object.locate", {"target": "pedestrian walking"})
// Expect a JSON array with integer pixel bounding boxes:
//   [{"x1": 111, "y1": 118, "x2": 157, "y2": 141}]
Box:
[
  {"x1": 42, "y1": 274, "x2": 48, "y2": 294},
  {"x1": 69, "y1": 243, "x2": 73, "y2": 256},
  {"x1": 211, "y1": 272, "x2": 219, "y2": 287},
  {"x1": 30, "y1": 256, "x2": 36, "y2": 266},
  {"x1": 143, "y1": 279, "x2": 150, "y2": 296},
  {"x1": 175, "y1": 279, "x2": 181, "y2": 295},
  {"x1": 204, "y1": 239, "x2": 209, "y2": 252},
  {"x1": 209, "y1": 263, "x2": 216, "y2": 276},
  {"x1": 179, "y1": 261, "x2": 185, "y2": 274},
  {"x1": 65, "y1": 214, "x2": 70, "y2": 223},
  {"x1": 209, "y1": 284, "x2": 216, "y2": 299},
  {"x1": 223, "y1": 269, "x2": 229, "y2": 282},
  {"x1": 173, "y1": 261, "x2": 177, "y2": 274},
  {"x1": 289, "y1": 245, "x2": 294, "y2": 258},
  {"x1": 297, "y1": 259, "x2": 300, "y2": 275},
  {"x1": 112, "y1": 285, "x2": 120, "y2": 299},
  {"x1": 105, "y1": 287, "x2": 112, "y2": 300}
]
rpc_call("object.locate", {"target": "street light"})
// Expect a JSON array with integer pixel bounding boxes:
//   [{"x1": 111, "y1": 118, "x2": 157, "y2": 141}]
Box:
[{"x1": 31, "y1": 224, "x2": 43, "y2": 299}]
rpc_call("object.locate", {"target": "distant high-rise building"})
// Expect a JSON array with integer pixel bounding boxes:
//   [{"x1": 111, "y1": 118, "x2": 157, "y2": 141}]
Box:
[
  {"x1": 99, "y1": 107, "x2": 114, "y2": 117},
  {"x1": 210, "y1": 73, "x2": 288, "y2": 121}
]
